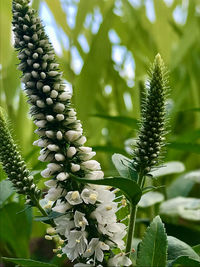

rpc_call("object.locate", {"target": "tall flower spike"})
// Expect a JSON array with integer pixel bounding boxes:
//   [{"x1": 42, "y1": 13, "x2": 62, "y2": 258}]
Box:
[
  {"x1": 133, "y1": 54, "x2": 168, "y2": 176},
  {"x1": 12, "y1": 0, "x2": 128, "y2": 266},
  {"x1": 0, "y1": 108, "x2": 41, "y2": 205}
]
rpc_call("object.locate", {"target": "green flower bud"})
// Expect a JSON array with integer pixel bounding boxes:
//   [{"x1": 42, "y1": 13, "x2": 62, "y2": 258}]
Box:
[
  {"x1": 133, "y1": 54, "x2": 168, "y2": 175},
  {"x1": 0, "y1": 108, "x2": 41, "y2": 204}
]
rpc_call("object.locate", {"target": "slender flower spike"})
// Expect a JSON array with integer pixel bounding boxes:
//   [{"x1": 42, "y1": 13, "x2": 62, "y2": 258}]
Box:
[
  {"x1": 12, "y1": 0, "x2": 127, "y2": 265},
  {"x1": 133, "y1": 54, "x2": 168, "y2": 175},
  {"x1": 0, "y1": 108, "x2": 41, "y2": 205}
]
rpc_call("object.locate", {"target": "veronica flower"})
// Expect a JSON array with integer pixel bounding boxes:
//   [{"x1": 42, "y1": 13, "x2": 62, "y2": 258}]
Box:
[{"x1": 12, "y1": 0, "x2": 128, "y2": 265}]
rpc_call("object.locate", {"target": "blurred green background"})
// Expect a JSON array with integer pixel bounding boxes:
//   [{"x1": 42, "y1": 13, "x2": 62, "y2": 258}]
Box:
[{"x1": 0, "y1": 0, "x2": 200, "y2": 265}]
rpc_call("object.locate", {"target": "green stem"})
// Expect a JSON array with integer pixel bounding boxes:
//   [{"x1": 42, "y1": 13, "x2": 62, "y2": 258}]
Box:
[
  {"x1": 125, "y1": 204, "x2": 138, "y2": 254},
  {"x1": 32, "y1": 195, "x2": 56, "y2": 227},
  {"x1": 125, "y1": 172, "x2": 145, "y2": 256}
]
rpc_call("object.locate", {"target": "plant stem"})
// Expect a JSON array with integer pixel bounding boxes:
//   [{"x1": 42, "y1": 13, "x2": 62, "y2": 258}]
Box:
[
  {"x1": 32, "y1": 195, "x2": 56, "y2": 227},
  {"x1": 125, "y1": 204, "x2": 138, "y2": 254}
]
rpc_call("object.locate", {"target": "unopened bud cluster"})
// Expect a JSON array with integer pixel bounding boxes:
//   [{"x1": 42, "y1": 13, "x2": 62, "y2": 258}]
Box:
[
  {"x1": 133, "y1": 54, "x2": 168, "y2": 175},
  {"x1": 0, "y1": 109, "x2": 41, "y2": 205},
  {"x1": 12, "y1": 0, "x2": 128, "y2": 265}
]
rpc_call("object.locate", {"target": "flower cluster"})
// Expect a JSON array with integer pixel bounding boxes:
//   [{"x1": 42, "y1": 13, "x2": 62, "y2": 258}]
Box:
[
  {"x1": 12, "y1": 0, "x2": 129, "y2": 265},
  {"x1": 133, "y1": 54, "x2": 168, "y2": 175},
  {"x1": 0, "y1": 108, "x2": 41, "y2": 205}
]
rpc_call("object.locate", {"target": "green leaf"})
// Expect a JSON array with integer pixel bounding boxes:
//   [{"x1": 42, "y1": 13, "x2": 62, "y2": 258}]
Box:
[
  {"x1": 168, "y1": 142, "x2": 200, "y2": 154},
  {"x1": 169, "y1": 256, "x2": 200, "y2": 267},
  {"x1": 92, "y1": 114, "x2": 139, "y2": 129},
  {"x1": 150, "y1": 161, "x2": 185, "y2": 178},
  {"x1": 112, "y1": 153, "x2": 138, "y2": 181},
  {"x1": 193, "y1": 245, "x2": 200, "y2": 256},
  {"x1": 0, "y1": 179, "x2": 14, "y2": 205},
  {"x1": 0, "y1": 203, "x2": 32, "y2": 257},
  {"x1": 71, "y1": 175, "x2": 142, "y2": 205},
  {"x1": 167, "y1": 236, "x2": 200, "y2": 262},
  {"x1": 167, "y1": 171, "x2": 200, "y2": 199},
  {"x1": 2, "y1": 257, "x2": 57, "y2": 267},
  {"x1": 35, "y1": 211, "x2": 63, "y2": 222},
  {"x1": 137, "y1": 216, "x2": 167, "y2": 267},
  {"x1": 138, "y1": 192, "x2": 164, "y2": 208},
  {"x1": 160, "y1": 197, "x2": 200, "y2": 229}
]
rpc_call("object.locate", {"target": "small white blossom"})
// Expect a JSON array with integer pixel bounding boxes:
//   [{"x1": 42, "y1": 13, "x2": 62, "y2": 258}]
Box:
[
  {"x1": 52, "y1": 199, "x2": 71, "y2": 213},
  {"x1": 79, "y1": 151, "x2": 96, "y2": 161},
  {"x1": 65, "y1": 130, "x2": 82, "y2": 142},
  {"x1": 55, "y1": 153, "x2": 65, "y2": 161},
  {"x1": 92, "y1": 202, "x2": 118, "y2": 225},
  {"x1": 84, "y1": 238, "x2": 109, "y2": 262},
  {"x1": 54, "y1": 214, "x2": 75, "y2": 236},
  {"x1": 62, "y1": 231, "x2": 88, "y2": 261},
  {"x1": 81, "y1": 160, "x2": 101, "y2": 171},
  {"x1": 85, "y1": 171, "x2": 104, "y2": 180},
  {"x1": 45, "y1": 186, "x2": 64, "y2": 201},
  {"x1": 65, "y1": 191, "x2": 83, "y2": 205},
  {"x1": 108, "y1": 253, "x2": 132, "y2": 267},
  {"x1": 76, "y1": 136, "x2": 87, "y2": 145},
  {"x1": 56, "y1": 172, "x2": 69, "y2": 181},
  {"x1": 67, "y1": 146, "x2": 76, "y2": 158},
  {"x1": 74, "y1": 211, "x2": 88, "y2": 231},
  {"x1": 71, "y1": 163, "x2": 80, "y2": 172},
  {"x1": 81, "y1": 188, "x2": 98, "y2": 205}
]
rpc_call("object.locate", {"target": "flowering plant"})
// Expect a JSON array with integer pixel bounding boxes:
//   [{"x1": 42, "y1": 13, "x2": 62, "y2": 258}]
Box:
[{"x1": 1, "y1": 0, "x2": 200, "y2": 267}]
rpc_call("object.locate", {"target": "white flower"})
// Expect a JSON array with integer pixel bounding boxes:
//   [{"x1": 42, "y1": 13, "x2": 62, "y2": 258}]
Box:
[
  {"x1": 62, "y1": 230, "x2": 88, "y2": 261},
  {"x1": 98, "y1": 222, "x2": 125, "y2": 237},
  {"x1": 108, "y1": 253, "x2": 132, "y2": 267},
  {"x1": 65, "y1": 130, "x2": 81, "y2": 142},
  {"x1": 65, "y1": 191, "x2": 83, "y2": 205},
  {"x1": 56, "y1": 172, "x2": 69, "y2": 181},
  {"x1": 79, "y1": 151, "x2": 96, "y2": 161},
  {"x1": 76, "y1": 136, "x2": 87, "y2": 145},
  {"x1": 110, "y1": 224, "x2": 126, "y2": 250},
  {"x1": 52, "y1": 199, "x2": 71, "y2": 213},
  {"x1": 45, "y1": 186, "x2": 64, "y2": 201},
  {"x1": 71, "y1": 163, "x2": 80, "y2": 172},
  {"x1": 95, "y1": 188, "x2": 115, "y2": 203},
  {"x1": 92, "y1": 202, "x2": 118, "y2": 225},
  {"x1": 81, "y1": 188, "x2": 98, "y2": 204},
  {"x1": 85, "y1": 171, "x2": 104, "y2": 180},
  {"x1": 81, "y1": 160, "x2": 101, "y2": 171},
  {"x1": 67, "y1": 146, "x2": 76, "y2": 158},
  {"x1": 74, "y1": 211, "x2": 88, "y2": 231},
  {"x1": 44, "y1": 179, "x2": 57, "y2": 188},
  {"x1": 54, "y1": 214, "x2": 75, "y2": 236},
  {"x1": 41, "y1": 163, "x2": 62, "y2": 177},
  {"x1": 78, "y1": 147, "x2": 92, "y2": 153},
  {"x1": 84, "y1": 238, "x2": 109, "y2": 262}
]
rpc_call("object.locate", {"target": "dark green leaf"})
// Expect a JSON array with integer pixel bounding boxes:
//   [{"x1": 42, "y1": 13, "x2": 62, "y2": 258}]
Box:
[
  {"x1": 71, "y1": 174, "x2": 142, "y2": 205},
  {"x1": 2, "y1": 257, "x2": 57, "y2": 267},
  {"x1": 137, "y1": 216, "x2": 167, "y2": 267},
  {"x1": 112, "y1": 153, "x2": 138, "y2": 181},
  {"x1": 169, "y1": 256, "x2": 200, "y2": 267},
  {"x1": 193, "y1": 245, "x2": 200, "y2": 256},
  {"x1": 35, "y1": 211, "x2": 63, "y2": 222},
  {"x1": 167, "y1": 236, "x2": 200, "y2": 261}
]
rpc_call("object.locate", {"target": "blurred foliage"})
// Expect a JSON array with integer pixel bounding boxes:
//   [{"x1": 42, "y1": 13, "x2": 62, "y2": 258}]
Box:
[{"x1": 0, "y1": 0, "x2": 200, "y2": 264}]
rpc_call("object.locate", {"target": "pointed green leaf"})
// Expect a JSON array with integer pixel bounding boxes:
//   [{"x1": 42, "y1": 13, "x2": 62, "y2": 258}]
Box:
[
  {"x1": 2, "y1": 257, "x2": 57, "y2": 267},
  {"x1": 167, "y1": 236, "x2": 200, "y2": 262},
  {"x1": 71, "y1": 175, "x2": 142, "y2": 205},
  {"x1": 137, "y1": 216, "x2": 167, "y2": 267},
  {"x1": 112, "y1": 153, "x2": 138, "y2": 181}
]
